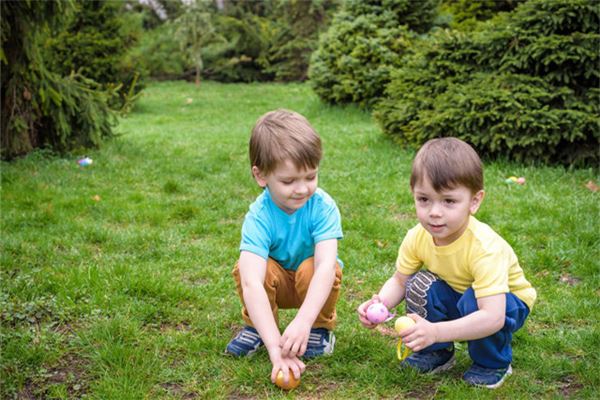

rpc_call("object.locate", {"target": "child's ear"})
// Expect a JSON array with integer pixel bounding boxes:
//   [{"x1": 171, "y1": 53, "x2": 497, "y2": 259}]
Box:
[
  {"x1": 470, "y1": 190, "x2": 485, "y2": 214},
  {"x1": 252, "y1": 166, "x2": 267, "y2": 188}
]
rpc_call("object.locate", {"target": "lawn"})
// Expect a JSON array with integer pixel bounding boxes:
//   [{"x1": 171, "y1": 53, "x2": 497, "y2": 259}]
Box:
[{"x1": 1, "y1": 81, "x2": 598, "y2": 399}]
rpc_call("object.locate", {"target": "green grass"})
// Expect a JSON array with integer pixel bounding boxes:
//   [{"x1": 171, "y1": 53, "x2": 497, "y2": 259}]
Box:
[{"x1": 1, "y1": 81, "x2": 599, "y2": 399}]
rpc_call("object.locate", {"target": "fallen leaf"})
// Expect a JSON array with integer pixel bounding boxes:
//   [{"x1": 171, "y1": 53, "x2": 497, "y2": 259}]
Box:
[
  {"x1": 92, "y1": 195, "x2": 101, "y2": 202},
  {"x1": 559, "y1": 273, "x2": 581, "y2": 286},
  {"x1": 585, "y1": 180, "x2": 599, "y2": 192}
]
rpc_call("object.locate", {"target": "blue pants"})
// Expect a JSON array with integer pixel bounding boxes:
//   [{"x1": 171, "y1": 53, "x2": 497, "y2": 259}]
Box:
[{"x1": 405, "y1": 271, "x2": 530, "y2": 369}]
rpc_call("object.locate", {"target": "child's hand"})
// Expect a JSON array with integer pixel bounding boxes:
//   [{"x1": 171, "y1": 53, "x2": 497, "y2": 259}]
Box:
[
  {"x1": 280, "y1": 318, "x2": 311, "y2": 358},
  {"x1": 357, "y1": 294, "x2": 384, "y2": 328},
  {"x1": 398, "y1": 313, "x2": 438, "y2": 352},
  {"x1": 269, "y1": 348, "x2": 305, "y2": 384}
]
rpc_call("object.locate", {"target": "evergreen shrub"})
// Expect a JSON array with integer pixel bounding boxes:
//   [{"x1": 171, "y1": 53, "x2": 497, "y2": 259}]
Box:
[
  {"x1": 128, "y1": 24, "x2": 186, "y2": 81},
  {"x1": 263, "y1": 0, "x2": 338, "y2": 82},
  {"x1": 45, "y1": 0, "x2": 144, "y2": 111},
  {"x1": 374, "y1": 0, "x2": 599, "y2": 166},
  {"x1": 1, "y1": 0, "x2": 116, "y2": 160},
  {"x1": 309, "y1": 0, "x2": 439, "y2": 108},
  {"x1": 203, "y1": 12, "x2": 275, "y2": 83}
]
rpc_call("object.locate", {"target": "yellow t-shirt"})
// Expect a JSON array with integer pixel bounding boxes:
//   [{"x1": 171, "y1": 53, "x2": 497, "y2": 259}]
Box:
[{"x1": 396, "y1": 216, "x2": 536, "y2": 310}]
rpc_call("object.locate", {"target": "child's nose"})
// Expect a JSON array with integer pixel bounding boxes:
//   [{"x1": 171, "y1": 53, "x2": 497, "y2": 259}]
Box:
[
  {"x1": 429, "y1": 203, "x2": 443, "y2": 217},
  {"x1": 295, "y1": 183, "x2": 309, "y2": 195}
]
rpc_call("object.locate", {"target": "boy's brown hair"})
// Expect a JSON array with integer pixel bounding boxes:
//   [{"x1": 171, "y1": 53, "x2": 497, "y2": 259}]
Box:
[
  {"x1": 410, "y1": 137, "x2": 483, "y2": 194},
  {"x1": 249, "y1": 109, "x2": 322, "y2": 175}
]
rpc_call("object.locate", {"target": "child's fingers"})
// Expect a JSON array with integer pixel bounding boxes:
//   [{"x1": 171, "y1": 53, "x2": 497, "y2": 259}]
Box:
[
  {"x1": 298, "y1": 340, "x2": 307, "y2": 356},
  {"x1": 406, "y1": 313, "x2": 421, "y2": 322}
]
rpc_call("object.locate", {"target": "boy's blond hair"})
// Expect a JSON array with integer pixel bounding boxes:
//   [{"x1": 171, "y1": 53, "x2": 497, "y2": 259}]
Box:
[
  {"x1": 410, "y1": 137, "x2": 483, "y2": 194},
  {"x1": 249, "y1": 109, "x2": 322, "y2": 174}
]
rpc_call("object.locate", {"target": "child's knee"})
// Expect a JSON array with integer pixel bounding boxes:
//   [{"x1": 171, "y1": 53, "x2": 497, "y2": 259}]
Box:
[{"x1": 457, "y1": 288, "x2": 478, "y2": 316}]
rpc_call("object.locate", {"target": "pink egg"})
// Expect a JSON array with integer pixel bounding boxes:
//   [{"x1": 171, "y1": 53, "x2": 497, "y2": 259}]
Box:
[{"x1": 366, "y1": 303, "x2": 389, "y2": 324}]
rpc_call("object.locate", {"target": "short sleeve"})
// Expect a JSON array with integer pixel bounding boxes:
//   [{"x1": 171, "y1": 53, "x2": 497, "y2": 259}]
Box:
[
  {"x1": 240, "y1": 213, "x2": 271, "y2": 260},
  {"x1": 311, "y1": 193, "x2": 343, "y2": 243},
  {"x1": 395, "y1": 226, "x2": 423, "y2": 275},
  {"x1": 470, "y1": 245, "x2": 511, "y2": 299}
]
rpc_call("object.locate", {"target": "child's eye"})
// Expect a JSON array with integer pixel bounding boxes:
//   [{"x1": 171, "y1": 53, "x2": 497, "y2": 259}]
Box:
[
  {"x1": 417, "y1": 197, "x2": 428, "y2": 203},
  {"x1": 281, "y1": 180, "x2": 293, "y2": 185},
  {"x1": 444, "y1": 199, "x2": 456, "y2": 204}
]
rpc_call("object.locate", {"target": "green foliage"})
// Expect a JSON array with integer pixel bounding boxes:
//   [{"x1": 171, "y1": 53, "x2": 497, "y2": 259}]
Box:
[
  {"x1": 173, "y1": 1, "x2": 224, "y2": 85},
  {"x1": 126, "y1": 23, "x2": 187, "y2": 80},
  {"x1": 262, "y1": 0, "x2": 339, "y2": 82},
  {"x1": 127, "y1": 0, "x2": 335, "y2": 83},
  {"x1": 309, "y1": 0, "x2": 439, "y2": 108},
  {"x1": 203, "y1": 12, "x2": 276, "y2": 82},
  {"x1": 0, "y1": 0, "x2": 116, "y2": 160},
  {"x1": 44, "y1": 0, "x2": 144, "y2": 111},
  {"x1": 439, "y1": 0, "x2": 523, "y2": 31},
  {"x1": 374, "y1": 0, "x2": 599, "y2": 166}
]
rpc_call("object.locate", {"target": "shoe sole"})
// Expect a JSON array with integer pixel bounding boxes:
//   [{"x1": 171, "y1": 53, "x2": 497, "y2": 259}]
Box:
[
  {"x1": 326, "y1": 332, "x2": 336, "y2": 355},
  {"x1": 224, "y1": 347, "x2": 262, "y2": 357},
  {"x1": 482, "y1": 364, "x2": 512, "y2": 389}
]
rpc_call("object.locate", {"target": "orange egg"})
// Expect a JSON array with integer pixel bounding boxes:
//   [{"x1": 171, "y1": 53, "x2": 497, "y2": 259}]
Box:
[{"x1": 275, "y1": 370, "x2": 300, "y2": 390}]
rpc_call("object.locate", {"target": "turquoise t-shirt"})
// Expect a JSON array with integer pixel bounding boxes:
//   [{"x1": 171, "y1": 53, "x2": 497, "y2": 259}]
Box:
[{"x1": 240, "y1": 187, "x2": 343, "y2": 271}]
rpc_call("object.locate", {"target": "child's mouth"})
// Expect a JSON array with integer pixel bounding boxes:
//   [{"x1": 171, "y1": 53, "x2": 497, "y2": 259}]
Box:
[{"x1": 429, "y1": 224, "x2": 445, "y2": 232}]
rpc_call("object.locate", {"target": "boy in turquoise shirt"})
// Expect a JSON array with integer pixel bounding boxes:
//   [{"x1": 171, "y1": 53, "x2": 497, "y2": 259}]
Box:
[{"x1": 226, "y1": 109, "x2": 343, "y2": 386}]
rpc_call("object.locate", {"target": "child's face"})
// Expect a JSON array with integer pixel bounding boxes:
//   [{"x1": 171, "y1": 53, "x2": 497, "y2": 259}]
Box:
[
  {"x1": 252, "y1": 160, "x2": 318, "y2": 214},
  {"x1": 412, "y1": 177, "x2": 484, "y2": 246}
]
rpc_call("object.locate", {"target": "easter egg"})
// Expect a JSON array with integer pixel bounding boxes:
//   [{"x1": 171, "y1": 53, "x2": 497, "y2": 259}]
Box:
[
  {"x1": 516, "y1": 177, "x2": 526, "y2": 185},
  {"x1": 366, "y1": 302, "x2": 389, "y2": 324},
  {"x1": 275, "y1": 370, "x2": 300, "y2": 390},
  {"x1": 394, "y1": 316, "x2": 416, "y2": 333}
]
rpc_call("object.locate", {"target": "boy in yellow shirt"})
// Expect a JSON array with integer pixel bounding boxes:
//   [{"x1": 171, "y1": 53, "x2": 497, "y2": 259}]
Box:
[{"x1": 357, "y1": 137, "x2": 536, "y2": 389}]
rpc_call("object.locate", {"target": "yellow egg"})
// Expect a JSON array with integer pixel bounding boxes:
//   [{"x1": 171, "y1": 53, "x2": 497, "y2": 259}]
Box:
[
  {"x1": 275, "y1": 370, "x2": 300, "y2": 390},
  {"x1": 395, "y1": 316, "x2": 416, "y2": 333}
]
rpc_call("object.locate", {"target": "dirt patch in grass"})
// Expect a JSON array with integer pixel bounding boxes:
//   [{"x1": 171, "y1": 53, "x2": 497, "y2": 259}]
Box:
[
  {"x1": 159, "y1": 382, "x2": 198, "y2": 399},
  {"x1": 160, "y1": 321, "x2": 192, "y2": 332},
  {"x1": 18, "y1": 351, "x2": 90, "y2": 399},
  {"x1": 558, "y1": 375, "x2": 583, "y2": 397}
]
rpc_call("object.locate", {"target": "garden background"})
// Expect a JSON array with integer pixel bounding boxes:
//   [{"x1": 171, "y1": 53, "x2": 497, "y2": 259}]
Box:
[{"x1": 1, "y1": 1, "x2": 598, "y2": 399}]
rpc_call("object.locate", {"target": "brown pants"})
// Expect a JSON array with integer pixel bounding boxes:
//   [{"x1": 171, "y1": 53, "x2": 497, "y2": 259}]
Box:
[{"x1": 232, "y1": 257, "x2": 343, "y2": 331}]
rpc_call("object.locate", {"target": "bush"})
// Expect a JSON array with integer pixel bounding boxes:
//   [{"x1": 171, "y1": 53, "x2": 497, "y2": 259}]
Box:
[
  {"x1": 309, "y1": 0, "x2": 439, "y2": 108},
  {"x1": 438, "y1": 0, "x2": 522, "y2": 31},
  {"x1": 127, "y1": 23, "x2": 186, "y2": 81},
  {"x1": 1, "y1": 0, "x2": 116, "y2": 160},
  {"x1": 203, "y1": 12, "x2": 275, "y2": 83},
  {"x1": 374, "y1": 0, "x2": 599, "y2": 166},
  {"x1": 44, "y1": 0, "x2": 144, "y2": 111},
  {"x1": 263, "y1": 0, "x2": 339, "y2": 82}
]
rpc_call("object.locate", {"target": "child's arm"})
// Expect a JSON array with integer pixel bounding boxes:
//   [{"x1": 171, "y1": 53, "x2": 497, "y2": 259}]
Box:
[
  {"x1": 280, "y1": 238, "x2": 338, "y2": 358},
  {"x1": 400, "y1": 293, "x2": 506, "y2": 351},
  {"x1": 238, "y1": 251, "x2": 305, "y2": 382},
  {"x1": 357, "y1": 271, "x2": 412, "y2": 328}
]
